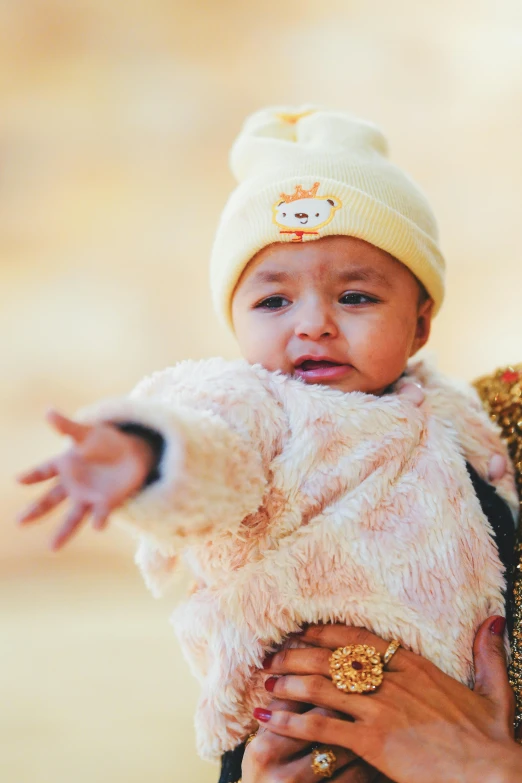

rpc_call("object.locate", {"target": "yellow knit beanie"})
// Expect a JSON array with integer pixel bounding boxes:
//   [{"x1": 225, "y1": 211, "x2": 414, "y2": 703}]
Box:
[{"x1": 210, "y1": 105, "x2": 445, "y2": 329}]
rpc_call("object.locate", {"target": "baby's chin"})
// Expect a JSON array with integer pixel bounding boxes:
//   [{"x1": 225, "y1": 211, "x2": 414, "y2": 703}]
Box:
[{"x1": 254, "y1": 359, "x2": 398, "y2": 395}]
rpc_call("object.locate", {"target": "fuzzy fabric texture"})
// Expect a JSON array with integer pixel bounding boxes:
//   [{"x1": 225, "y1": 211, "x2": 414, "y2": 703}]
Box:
[{"x1": 78, "y1": 358, "x2": 518, "y2": 762}]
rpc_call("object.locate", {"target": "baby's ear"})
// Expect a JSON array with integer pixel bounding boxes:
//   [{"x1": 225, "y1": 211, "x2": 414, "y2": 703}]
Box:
[{"x1": 411, "y1": 296, "x2": 433, "y2": 355}]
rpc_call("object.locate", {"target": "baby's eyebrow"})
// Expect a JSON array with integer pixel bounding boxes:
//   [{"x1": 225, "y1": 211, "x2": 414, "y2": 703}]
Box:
[
  {"x1": 334, "y1": 267, "x2": 392, "y2": 288},
  {"x1": 247, "y1": 270, "x2": 292, "y2": 286},
  {"x1": 245, "y1": 266, "x2": 392, "y2": 289}
]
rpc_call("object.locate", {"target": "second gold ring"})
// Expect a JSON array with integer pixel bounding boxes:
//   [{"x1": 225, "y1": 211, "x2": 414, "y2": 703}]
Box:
[{"x1": 383, "y1": 639, "x2": 401, "y2": 667}]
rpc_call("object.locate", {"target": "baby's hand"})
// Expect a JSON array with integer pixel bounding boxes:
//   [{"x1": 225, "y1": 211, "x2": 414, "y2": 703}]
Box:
[{"x1": 16, "y1": 410, "x2": 156, "y2": 550}]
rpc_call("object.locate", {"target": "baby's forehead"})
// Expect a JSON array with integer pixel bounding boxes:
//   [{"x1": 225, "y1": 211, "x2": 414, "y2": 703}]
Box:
[
  {"x1": 239, "y1": 251, "x2": 394, "y2": 291},
  {"x1": 233, "y1": 236, "x2": 425, "y2": 301}
]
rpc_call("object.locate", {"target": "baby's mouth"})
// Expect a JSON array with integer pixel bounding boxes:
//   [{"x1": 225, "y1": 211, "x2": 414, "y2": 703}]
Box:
[
  {"x1": 294, "y1": 359, "x2": 353, "y2": 383},
  {"x1": 298, "y1": 360, "x2": 340, "y2": 371}
]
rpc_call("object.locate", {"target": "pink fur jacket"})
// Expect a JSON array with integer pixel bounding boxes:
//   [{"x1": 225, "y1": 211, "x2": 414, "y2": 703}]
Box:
[{"x1": 80, "y1": 357, "x2": 518, "y2": 761}]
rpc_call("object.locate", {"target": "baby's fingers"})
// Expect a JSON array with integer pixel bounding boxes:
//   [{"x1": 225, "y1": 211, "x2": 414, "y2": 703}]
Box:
[
  {"x1": 51, "y1": 502, "x2": 90, "y2": 551},
  {"x1": 17, "y1": 483, "x2": 67, "y2": 525},
  {"x1": 91, "y1": 504, "x2": 111, "y2": 531},
  {"x1": 46, "y1": 409, "x2": 92, "y2": 443},
  {"x1": 16, "y1": 459, "x2": 58, "y2": 485}
]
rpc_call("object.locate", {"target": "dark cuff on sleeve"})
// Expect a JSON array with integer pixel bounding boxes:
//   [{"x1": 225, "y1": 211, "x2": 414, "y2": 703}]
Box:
[
  {"x1": 218, "y1": 743, "x2": 246, "y2": 783},
  {"x1": 113, "y1": 422, "x2": 166, "y2": 487}
]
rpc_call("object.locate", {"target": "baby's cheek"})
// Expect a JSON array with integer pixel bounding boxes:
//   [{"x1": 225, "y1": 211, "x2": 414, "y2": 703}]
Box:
[
  {"x1": 241, "y1": 331, "x2": 287, "y2": 373},
  {"x1": 359, "y1": 328, "x2": 411, "y2": 386}
]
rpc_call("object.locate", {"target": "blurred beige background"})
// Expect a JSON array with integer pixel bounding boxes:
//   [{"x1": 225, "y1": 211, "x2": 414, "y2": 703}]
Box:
[{"x1": 2, "y1": 1, "x2": 522, "y2": 781}]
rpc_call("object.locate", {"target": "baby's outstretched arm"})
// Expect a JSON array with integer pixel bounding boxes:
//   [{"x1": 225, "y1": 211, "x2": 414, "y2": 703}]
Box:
[
  {"x1": 16, "y1": 409, "x2": 158, "y2": 550},
  {"x1": 17, "y1": 359, "x2": 283, "y2": 566}
]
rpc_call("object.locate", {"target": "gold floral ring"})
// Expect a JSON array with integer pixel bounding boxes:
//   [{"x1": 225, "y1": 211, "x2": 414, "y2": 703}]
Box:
[{"x1": 329, "y1": 643, "x2": 384, "y2": 693}]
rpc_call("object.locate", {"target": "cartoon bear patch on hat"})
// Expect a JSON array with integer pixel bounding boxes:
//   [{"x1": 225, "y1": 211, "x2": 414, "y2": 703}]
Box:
[{"x1": 272, "y1": 182, "x2": 342, "y2": 242}]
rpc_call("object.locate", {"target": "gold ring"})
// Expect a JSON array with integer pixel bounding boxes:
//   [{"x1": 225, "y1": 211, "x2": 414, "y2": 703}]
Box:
[
  {"x1": 311, "y1": 746, "x2": 337, "y2": 778},
  {"x1": 383, "y1": 639, "x2": 401, "y2": 667},
  {"x1": 245, "y1": 731, "x2": 258, "y2": 745},
  {"x1": 329, "y1": 644, "x2": 384, "y2": 693}
]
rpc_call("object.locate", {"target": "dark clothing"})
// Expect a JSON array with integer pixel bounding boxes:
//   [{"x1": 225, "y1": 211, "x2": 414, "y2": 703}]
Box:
[
  {"x1": 466, "y1": 464, "x2": 517, "y2": 633},
  {"x1": 219, "y1": 746, "x2": 248, "y2": 783},
  {"x1": 113, "y1": 421, "x2": 166, "y2": 487}
]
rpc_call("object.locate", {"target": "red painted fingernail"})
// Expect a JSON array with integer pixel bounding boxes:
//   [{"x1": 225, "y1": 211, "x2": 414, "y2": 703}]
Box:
[
  {"x1": 264, "y1": 677, "x2": 277, "y2": 692},
  {"x1": 262, "y1": 653, "x2": 275, "y2": 670},
  {"x1": 253, "y1": 708, "x2": 272, "y2": 722},
  {"x1": 490, "y1": 617, "x2": 506, "y2": 636}
]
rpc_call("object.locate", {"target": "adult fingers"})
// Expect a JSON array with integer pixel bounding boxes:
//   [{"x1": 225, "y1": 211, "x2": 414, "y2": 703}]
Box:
[
  {"x1": 250, "y1": 745, "x2": 364, "y2": 782},
  {"x1": 254, "y1": 708, "x2": 368, "y2": 760},
  {"x1": 50, "y1": 502, "x2": 90, "y2": 550},
  {"x1": 17, "y1": 483, "x2": 67, "y2": 524},
  {"x1": 265, "y1": 674, "x2": 386, "y2": 722},
  {"x1": 245, "y1": 703, "x2": 360, "y2": 781},
  {"x1": 335, "y1": 760, "x2": 383, "y2": 782},
  {"x1": 16, "y1": 459, "x2": 58, "y2": 485},
  {"x1": 271, "y1": 629, "x2": 405, "y2": 673},
  {"x1": 46, "y1": 409, "x2": 92, "y2": 443},
  {"x1": 473, "y1": 616, "x2": 515, "y2": 727},
  {"x1": 249, "y1": 700, "x2": 326, "y2": 758},
  {"x1": 264, "y1": 645, "x2": 332, "y2": 677},
  {"x1": 298, "y1": 626, "x2": 395, "y2": 659}
]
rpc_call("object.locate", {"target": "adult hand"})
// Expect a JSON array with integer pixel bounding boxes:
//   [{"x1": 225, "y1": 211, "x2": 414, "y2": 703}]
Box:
[
  {"x1": 253, "y1": 617, "x2": 522, "y2": 783},
  {"x1": 242, "y1": 698, "x2": 390, "y2": 782}
]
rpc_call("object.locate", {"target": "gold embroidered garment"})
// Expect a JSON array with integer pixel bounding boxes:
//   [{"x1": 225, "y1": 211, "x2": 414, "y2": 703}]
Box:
[{"x1": 474, "y1": 364, "x2": 522, "y2": 731}]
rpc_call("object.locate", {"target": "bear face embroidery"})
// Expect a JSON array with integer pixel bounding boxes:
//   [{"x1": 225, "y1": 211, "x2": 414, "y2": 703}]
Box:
[{"x1": 272, "y1": 182, "x2": 341, "y2": 242}]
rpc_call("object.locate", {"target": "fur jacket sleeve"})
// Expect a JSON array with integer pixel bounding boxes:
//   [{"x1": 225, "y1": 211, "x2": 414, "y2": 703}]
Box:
[{"x1": 75, "y1": 358, "x2": 286, "y2": 563}]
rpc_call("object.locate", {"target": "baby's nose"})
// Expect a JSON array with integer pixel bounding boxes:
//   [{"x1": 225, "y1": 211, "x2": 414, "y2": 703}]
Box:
[{"x1": 295, "y1": 213, "x2": 308, "y2": 219}]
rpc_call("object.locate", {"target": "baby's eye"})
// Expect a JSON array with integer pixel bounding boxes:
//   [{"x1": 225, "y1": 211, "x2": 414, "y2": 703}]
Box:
[
  {"x1": 339, "y1": 292, "x2": 377, "y2": 305},
  {"x1": 256, "y1": 296, "x2": 290, "y2": 309}
]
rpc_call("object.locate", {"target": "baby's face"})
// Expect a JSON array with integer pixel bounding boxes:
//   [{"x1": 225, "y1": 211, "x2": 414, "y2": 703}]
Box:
[{"x1": 231, "y1": 235, "x2": 433, "y2": 395}]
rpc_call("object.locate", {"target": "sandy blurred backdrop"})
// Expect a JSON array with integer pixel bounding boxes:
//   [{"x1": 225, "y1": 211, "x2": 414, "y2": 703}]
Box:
[{"x1": 2, "y1": 1, "x2": 522, "y2": 781}]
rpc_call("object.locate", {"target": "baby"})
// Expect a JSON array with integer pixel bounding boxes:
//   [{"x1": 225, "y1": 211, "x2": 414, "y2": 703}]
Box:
[{"x1": 17, "y1": 107, "x2": 518, "y2": 764}]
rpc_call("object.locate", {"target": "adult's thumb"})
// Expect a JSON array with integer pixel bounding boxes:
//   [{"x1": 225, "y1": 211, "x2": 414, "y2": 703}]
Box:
[{"x1": 473, "y1": 616, "x2": 515, "y2": 723}]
